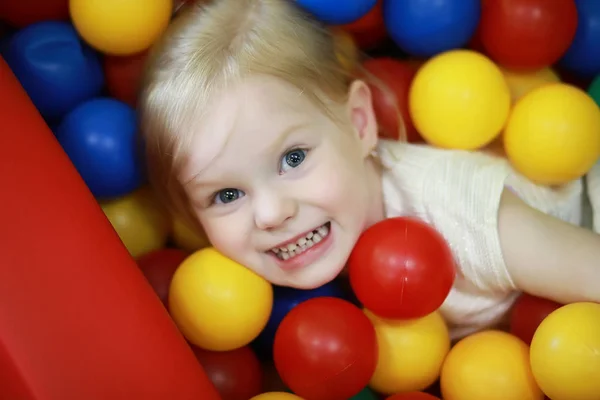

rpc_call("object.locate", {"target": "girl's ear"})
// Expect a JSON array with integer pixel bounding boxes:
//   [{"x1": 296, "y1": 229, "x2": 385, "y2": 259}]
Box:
[{"x1": 346, "y1": 79, "x2": 379, "y2": 158}]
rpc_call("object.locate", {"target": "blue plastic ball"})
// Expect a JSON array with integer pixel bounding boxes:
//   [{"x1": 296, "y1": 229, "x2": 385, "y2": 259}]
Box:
[
  {"x1": 252, "y1": 280, "x2": 347, "y2": 359},
  {"x1": 2, "y1": 21, "x2": 104, "y2": 120},
  {"x1": 383, "y1": 0, "x2": 481, "y2": 58},
  {"x1": 55, "y1": 98, "x2": 144, "y2": 199},
  {"x1": 559, "y1": 0, "x2": 600, "y2": 77},
  {"x1": 296, "y1": 0, "x2": 377, "y2": 25}
]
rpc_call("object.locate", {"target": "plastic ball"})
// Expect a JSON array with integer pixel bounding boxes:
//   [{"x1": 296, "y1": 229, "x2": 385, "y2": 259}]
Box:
[
  {"x1": 351, "y1": 387, "x2": 379, "y2": 400},
  {"x1": 560, "y1": 1, "x2": 600, "y2": 77},
  {"x1": 348, "y1": 217, "x2": 455, "y2": 320},
  {"x1": 530, "y1": 302, "x2": 600, "y2": 400},
  {"x1": 100, "y1": 188, "x2": 171, "y2": 259},
  {"x1": 366, "y1": 310, "x2": 450, "y2": 395},
  {"x1": 103, "y1": 51, "x2": 148, "y2": 107},
  {"x1": 137, "y1": 248, "x2": 187, "y2": 307},
  {"x1": 0, "y1": 0, "x2": 69, "y2": 28},
  {"x1": 2, "y1": 21, "x2": 104, "y2": 120},
  {"x1": 383, "y1": 0, "x2": 481, "y2": 57},
  {"x1": 253, "y1": 281, "x2": 347, "y2": 359},
  {"x1": 509, "y1": 293, "x2": 563, "y2": 345},
  {"x1": 171, "y1": 215, "x2": 211, "y2": 253},
  {"x1": 409, "y1": 50, "x2": 511, "y2": 150},
  {"x1": 362, "y1": 58, "x2": 420, "y2": 142},
  {"x1": 55, "y1": 98, "x2": 144, "y2": 199},
  {"x1": 250, "y1": 393, "x2": 303, "y2": 400},
  {"x1": 70, "y1": 0, "x2": 173, "y2": 55},
  {"x1": 273, "y1": 297, "x2": 378, "y2": 400},
  {"x1": 340, "y1": 0, "x2": 387, "y2": 50},
  {"x1": 169, "y1": 247, "x2": 273, "y2": 351},
  {"x1": 479, "y1": 0, "x2": 578, "y2": 71},
  {"x1": 192, "y1": 345, "x2": 264, "y2": 400},
  {"x1": 588, "y1": 74, "x2": 600, "y2": 106},
  {"x1": 501, "y1": 67, "x2": 560, "y2": 103},
  {"x1": 504, "y1": 83, "x2": 600, "y2": 185},
  {"x1": 440, "y1": 330, "x2": 543, "y2": 400},
  {"x1": 295, "y1": 0, "x2": 377, "y2": 25},
  {"x1": 332, "y1": 28, "x2": 359, "y2": 73},
  {"x1": 386, "y1": 393, "x2": 440, "y2": 400}
]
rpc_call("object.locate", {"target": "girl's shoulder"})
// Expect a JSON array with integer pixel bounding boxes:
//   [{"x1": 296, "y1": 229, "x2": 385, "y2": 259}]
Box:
[{"x1": 378, "y1": 138, "x2": 584, "y2": 293}]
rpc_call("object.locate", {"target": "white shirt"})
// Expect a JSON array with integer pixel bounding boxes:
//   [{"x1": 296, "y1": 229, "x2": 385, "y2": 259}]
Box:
[{"x1": 377, "y1": 140, "x2": 591, "y2": 339}]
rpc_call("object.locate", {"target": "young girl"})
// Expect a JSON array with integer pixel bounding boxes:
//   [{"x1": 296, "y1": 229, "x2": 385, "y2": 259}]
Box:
[{"x1": 138, "y1": 0, "x2": 600, "y2": 338}]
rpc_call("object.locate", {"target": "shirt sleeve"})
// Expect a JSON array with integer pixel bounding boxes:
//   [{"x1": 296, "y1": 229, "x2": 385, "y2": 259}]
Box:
[
  {"x1": 419, "y1": 151, "x2": 516, "y2": 294},
  {"x1": 587, "y1": 161, "x2": 600, "y2": 233}
]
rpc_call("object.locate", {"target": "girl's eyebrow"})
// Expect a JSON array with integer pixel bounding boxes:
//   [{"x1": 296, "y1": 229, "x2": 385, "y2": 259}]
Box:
[
  {"x1": 259, "y1": 122, "x2": 309, "y2": 158},
  {"x1": 186, "y1": 122, "x2": 309, "y2": 189}
]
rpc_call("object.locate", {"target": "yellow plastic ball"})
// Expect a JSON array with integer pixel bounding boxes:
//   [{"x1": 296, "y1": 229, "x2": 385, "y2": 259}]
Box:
[
  {"x1": 250, "y1": 393, "x2": 304, "y2": 400},
  {"x1": 168, "y1": 247, "x2": 273, "y2": 351},
  {"x1": 100, "y1": 187, "x2": 170, "y2": 258},
  {"x1": 171, "y1": 214, "x2": 211, "y2": 253},
  {"x1": 70, "y1": 0, "x2": 173, "y2": 55},
  {"x1": 530, "y1": 302, "x2": 600, "y2": 400},
  {"x1": 504, "y1": 83, "x2": 600, "y2": 185},
  {"x1": 409, "y1": 50, "x2": 511, "y2": 150},
  {"x1": 501, "y1": 67, "x2": 560, "y2": 103},
  {"x1": 441, "y1": 330, "x2": 543, "y2": 400},
  {"x1": 365, "y1": 310, "x2": 450, "y2": 395},
  {"x1": 332, "y1": 28, "x2": 359, "y2": 73}
]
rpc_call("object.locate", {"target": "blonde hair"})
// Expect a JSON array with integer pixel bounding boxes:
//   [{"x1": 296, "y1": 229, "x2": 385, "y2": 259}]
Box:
[{"x1": 138, "y1": 0, "x2": 402, "y2": 225}]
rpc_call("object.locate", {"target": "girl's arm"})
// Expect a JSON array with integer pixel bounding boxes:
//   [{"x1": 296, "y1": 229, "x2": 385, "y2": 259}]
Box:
[{"x1": 498, "y1": 189, "x2": 600, "y2": 304}]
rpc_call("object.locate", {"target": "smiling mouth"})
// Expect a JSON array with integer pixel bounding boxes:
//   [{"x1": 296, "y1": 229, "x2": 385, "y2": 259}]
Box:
[{"x1": 269, "y1": 222, "x2": 331, "y2": 261}]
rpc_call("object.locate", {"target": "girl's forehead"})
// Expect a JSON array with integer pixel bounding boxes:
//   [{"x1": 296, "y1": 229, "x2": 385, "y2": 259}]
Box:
[{"x1": 180, "y1": 76, "x2": 321, "y2": 181}]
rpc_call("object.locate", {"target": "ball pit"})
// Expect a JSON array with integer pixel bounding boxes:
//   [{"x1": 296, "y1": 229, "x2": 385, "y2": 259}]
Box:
[{"x1": 2, "y1": 0, "x2": 600, "y2": 398}]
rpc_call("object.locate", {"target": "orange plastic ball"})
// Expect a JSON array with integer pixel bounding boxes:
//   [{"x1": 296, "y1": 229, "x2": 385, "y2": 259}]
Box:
[{"x1": 441, "y1": 330, "x2": 543, "y2": 400}]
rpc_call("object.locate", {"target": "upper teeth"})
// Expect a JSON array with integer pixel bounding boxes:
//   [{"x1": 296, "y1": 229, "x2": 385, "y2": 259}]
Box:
[{"x1": 271, "y1": 223, "x2": 330, "y2": 260}]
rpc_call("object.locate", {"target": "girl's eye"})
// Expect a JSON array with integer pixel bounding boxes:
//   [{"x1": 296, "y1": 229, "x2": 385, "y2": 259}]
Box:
[
  {"x1": 280, "y1": 148, "x2": 307, "y2": 173},
  {"x1": 213, "y1": 188, "x2": 245, "y2": 205}
]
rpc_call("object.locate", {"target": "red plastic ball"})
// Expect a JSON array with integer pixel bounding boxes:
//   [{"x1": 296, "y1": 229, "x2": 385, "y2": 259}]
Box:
[
  {"x1": 273, "y1": 297, "x2": 378, "y2": 400},
  {"x1": 386, "y1": 392, "x2": 440, "y2": 400},
  {"x1": 348, "y1": 217, "x2": 455, "y2": 320},
  {"x1": 103, "y1": 51, "x2": 149, "y2": 108},
  {"x1": 509, "y1": 293, "x2": 563, "y2": 345},
  {"x1": 340, "y1": 0, "x2": 387, "y2": 50},
  {"x1": 137, "y1": 248, "x2": 188, "y2": 307},
  {"x1": 192, "y1": 345, "x2": 263, "y2": 400},
  {"x1": 0, "y1": 0, "x2": 69, "y2": 28},
  {"x1": 479, "y1": 0, "x2": 578, "y2": 70},
  {"x1": 362, "y1": 58, "x2": 421, "y2": 143}
]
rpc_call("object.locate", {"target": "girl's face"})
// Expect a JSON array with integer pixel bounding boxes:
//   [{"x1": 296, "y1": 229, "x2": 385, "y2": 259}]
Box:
[{"x1": 181, "y1": 75, "x2": 383, "y2": 288}]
